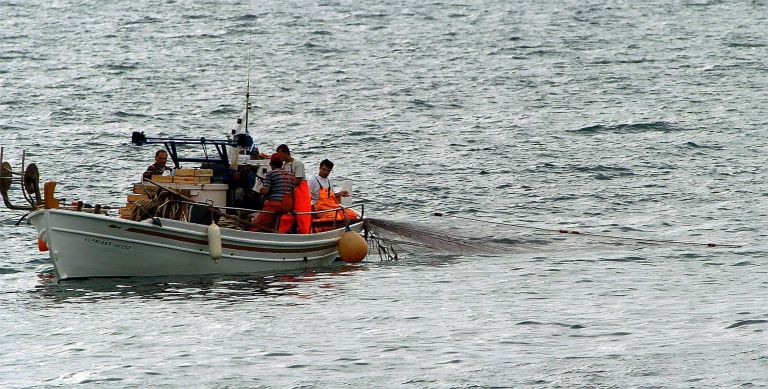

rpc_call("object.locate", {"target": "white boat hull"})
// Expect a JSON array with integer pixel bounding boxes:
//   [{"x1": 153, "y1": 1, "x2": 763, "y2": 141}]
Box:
[{"x1": 29, "y1": 209, "x2": 364, "y2": 280}]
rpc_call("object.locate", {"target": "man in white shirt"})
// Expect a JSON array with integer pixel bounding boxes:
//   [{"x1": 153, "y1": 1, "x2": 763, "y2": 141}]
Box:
[
  {"x1": 308, "y1": 159, "x2": 350, "y2": 205},
  {"x1": 307, "y1": 159, "x2": 357, "y2": 231}
]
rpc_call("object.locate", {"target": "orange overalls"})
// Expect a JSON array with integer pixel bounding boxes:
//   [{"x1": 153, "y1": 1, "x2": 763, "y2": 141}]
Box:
[
  {"x1": 312, "y1": 177, "x2": 359, "y2": 232},
  {"x1": 251, "y1": 170, "x2": 294, "y2": 232},
  {"x1": 278, "y1": 180, "x2": 311, "y2": 234}
]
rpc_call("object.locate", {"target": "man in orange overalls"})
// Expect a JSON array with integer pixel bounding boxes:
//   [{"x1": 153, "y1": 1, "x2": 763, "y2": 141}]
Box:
[
  {"x1": 276, "y1": 144, "x2": 311, "y2": 234},
  {"x1": 251, "y1": 153, "x2": 295, "y2": 232},
  {"x1": 307, "y1": 159, "x2": 359, "y2": 232}
]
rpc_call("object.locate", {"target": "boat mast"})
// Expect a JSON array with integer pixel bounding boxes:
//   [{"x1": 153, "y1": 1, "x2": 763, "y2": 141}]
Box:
[
  {"x1": 244, "y1": 65, "x2": 250, "y2": 135},
  {"x1": 244, "y1": 36, "x2": 252, "y2": 135}
]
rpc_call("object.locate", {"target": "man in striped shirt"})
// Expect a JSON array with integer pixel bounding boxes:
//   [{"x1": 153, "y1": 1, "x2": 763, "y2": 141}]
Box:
[
  {"x1": 142, "y1": 149, "x2": 172, "y2": 180},
  {"x1": 251, "y1": 153, "x2": 295, "y2": 232}
]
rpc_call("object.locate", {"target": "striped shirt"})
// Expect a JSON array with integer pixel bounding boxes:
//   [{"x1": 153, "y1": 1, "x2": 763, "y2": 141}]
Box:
[
  {"x1": 143, "y1": 163, "x2": 170, "y2": 180},
  {"x1": 262, "y1": 168, "x2": 295, "y2": 201}
]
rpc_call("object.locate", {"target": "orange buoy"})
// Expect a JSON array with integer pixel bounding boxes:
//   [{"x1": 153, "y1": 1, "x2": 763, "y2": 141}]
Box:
[
  {"x1": 37, "y1": 238, "x2": 49, "y2": 252},
  {"x1": 37, "y1": 230, "x2": 49, "y2": 251},
  {"x1": 337, "y1": 230, "x2": 368, "y2": 263}
]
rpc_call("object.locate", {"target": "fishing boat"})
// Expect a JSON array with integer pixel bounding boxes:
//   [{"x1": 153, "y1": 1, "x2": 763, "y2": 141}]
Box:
[
  {"x1": 28, "y1": 208, "x2": 365, "y2": 280},
  {"x1": 1, "y1": 91, "x2": 370, "y2": 280}
]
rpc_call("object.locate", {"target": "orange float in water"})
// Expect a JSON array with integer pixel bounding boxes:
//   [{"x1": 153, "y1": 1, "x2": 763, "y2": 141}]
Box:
[{"x1": 337, "y1": 230, "x2": 368, "y2": 263}]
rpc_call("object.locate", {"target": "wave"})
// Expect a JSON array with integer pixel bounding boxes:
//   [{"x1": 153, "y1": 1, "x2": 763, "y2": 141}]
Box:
[
  {"x1": 233, "y1": 13, "x2": 258, "y2": 21},
  {"x1": 122, "y1": 16, "x2": 162, "y2": 25},
  {"x1": 725, "y1": 319, "x2": 768, "y2": 329},
  {"x1": 681, "y1": 141, "x2": 724, "y2": 150},
  {"x1": 599, "y1": 256, "x2": 649, "y2": 262},
  {"x1": 0, "y1": 267, "x2": 21, "y2": 275},
  {"x1": 726, "y1": 42, "x2": 767, "y2": 48},
  {"x1": 95, "y1": 62, "x2": 140, "y2": 72},
  {"x1": 209, "y1": 107, "x2": 239, "y2": 115},
  {"x1": 516, "y1": 321, "x2": 586, "y2": 329},
  {"x1": 409, "y1": 99, "x2": 435, "y2": 108},
  {"x1": 183, "y1": 14, "x2": 209, "y2": 20},
  {"x1": 571, "y1": 121, "x2": 680, "y2": 134},
  {"x1": 573, "y1": 165, "x2": 632, "y2": 173},
  {"x1": 113, "y1": 111, "x2": 149, "y2": 118},
  {"x1": 353, "y1": 12, "x2": 389, "y2": 19},
  {"x1": 590, "y1": 58, "x2": 655, "y2": 65}
]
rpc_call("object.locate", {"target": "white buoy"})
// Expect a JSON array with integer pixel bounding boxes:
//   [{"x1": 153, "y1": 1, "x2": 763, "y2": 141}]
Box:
[{"x1": 208, "y1": 222, "x2": 222, "y2": 261}]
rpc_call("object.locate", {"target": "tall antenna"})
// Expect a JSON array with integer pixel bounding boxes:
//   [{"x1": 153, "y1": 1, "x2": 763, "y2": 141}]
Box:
[
  {"x1": 246, "y1": 29, "x2": 257, "y2": 136},
  {"x1": 244, "y1": 35, "x2": 252, "y2": 135}
]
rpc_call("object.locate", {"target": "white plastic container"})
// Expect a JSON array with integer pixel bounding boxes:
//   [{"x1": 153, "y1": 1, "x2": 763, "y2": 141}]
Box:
[
  {"x1": 340, "y1": 180, "x2": 352, "y2": 206},
  {"x1": 163, "y1": 183, "x2": 229, "y2": 207}
]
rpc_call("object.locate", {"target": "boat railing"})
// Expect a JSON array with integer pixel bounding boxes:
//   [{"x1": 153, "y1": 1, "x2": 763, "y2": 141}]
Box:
[
  {"x1": 175, "y1": 199, "x2": 362, "y2": 216},
  {"x1": 173, "y1": 198, "x2": 365, "y2": 233},
  {"x1": 138, "y1": 178, "x2": 365, "y2": 231},
  {"x1": 131, "y1": 131, "x2": 245, "y2": 168}
]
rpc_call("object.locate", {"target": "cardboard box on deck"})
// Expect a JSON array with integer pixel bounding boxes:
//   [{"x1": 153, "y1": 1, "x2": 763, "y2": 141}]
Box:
[
  {"x1": 151, "y1": 175, "x2": 174, "y2": 183},
  {"x1": 118, "y1": 207, "x2": 133, "y2": 218},
  {"x1": 174, "y1": 168, "x2": 214, "y2": 177},
  {"x1": 174, "y1": 168, "x2": 196, "y2": 177},
  {"x1": 173, "y1": 176, "x2": 211, "y2": 184},
  {"x1": 149, "y1": 175, "x2": 210, "y2": 184},
  {"x1": 127, "y1": 194, "x2": 149, "y2": 202},
  {"x1": 133, "y1": 183, "x2": 158, "y2": 196}
]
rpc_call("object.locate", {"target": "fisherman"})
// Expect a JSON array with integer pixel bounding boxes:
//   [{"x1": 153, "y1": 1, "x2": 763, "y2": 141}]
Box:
[
  {"x1": 142, "y1": 149, "x2": 173, "y2": 180},
  {"x1": 276, "y1": 144, "x2": 311, "y2": 234},
  {"x1": 307, "y1": 159, "x2": 358, "y2": 232},
  {"x1": 251, "y1": 153, "x2": 295, "y2": 232}
]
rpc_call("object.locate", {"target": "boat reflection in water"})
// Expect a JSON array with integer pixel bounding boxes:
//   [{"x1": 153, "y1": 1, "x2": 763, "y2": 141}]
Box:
[{"x1": 31, "y1": 265, "x2": 364, "y2": 304}]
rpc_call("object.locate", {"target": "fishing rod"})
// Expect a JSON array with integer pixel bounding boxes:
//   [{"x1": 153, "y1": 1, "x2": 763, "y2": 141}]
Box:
[{"x1": 432, "y1": 212, "x2": 742, "y2": 248}]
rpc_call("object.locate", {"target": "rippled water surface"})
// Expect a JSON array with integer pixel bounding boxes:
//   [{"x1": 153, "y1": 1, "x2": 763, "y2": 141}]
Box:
[{"x1": 2, "y1": 0, "x2": 768, "y2": 387}]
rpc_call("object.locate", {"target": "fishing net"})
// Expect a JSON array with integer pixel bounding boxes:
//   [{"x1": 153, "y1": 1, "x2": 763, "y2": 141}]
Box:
[{"x1": 363, "y1": 218, "x2": 504, "y2": 260}]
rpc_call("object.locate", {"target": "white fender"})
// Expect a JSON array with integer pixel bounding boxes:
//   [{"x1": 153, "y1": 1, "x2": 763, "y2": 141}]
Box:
[{"x1": 208, "y1": 222, "x2": 222, "y2": 261}]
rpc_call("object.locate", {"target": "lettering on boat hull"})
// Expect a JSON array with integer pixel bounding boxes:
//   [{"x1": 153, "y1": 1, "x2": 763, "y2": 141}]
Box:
[{"x1": 83, "y1": 237, "x2": 132, "y2": 250}]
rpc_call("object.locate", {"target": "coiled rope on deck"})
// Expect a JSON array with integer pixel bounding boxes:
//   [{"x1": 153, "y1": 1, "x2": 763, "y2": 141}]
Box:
[{"x1": 130, "y1": 190, "x2": 189, "y2": 221}]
